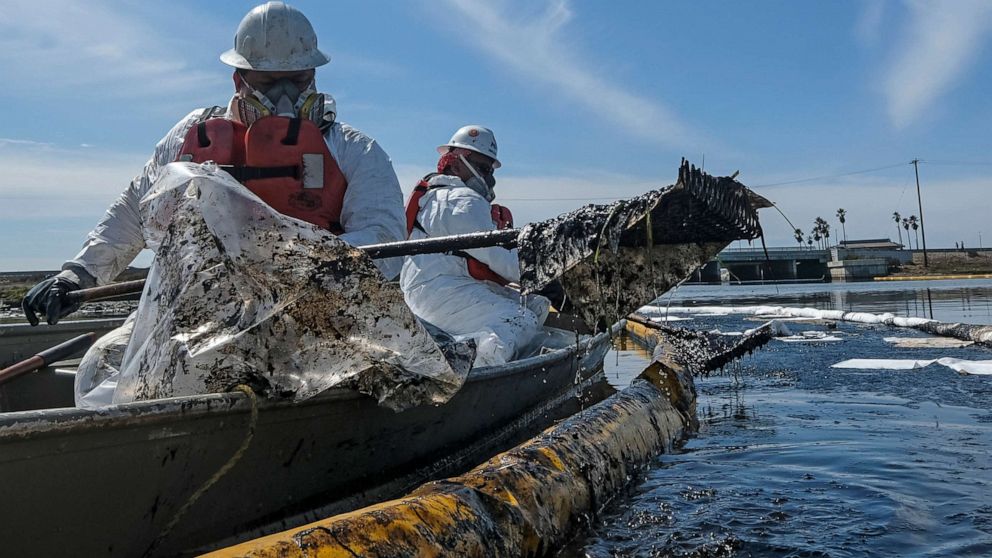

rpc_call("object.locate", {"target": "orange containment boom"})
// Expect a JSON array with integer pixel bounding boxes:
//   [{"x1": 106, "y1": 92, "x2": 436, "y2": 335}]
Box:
[{"x1": 204, "y1": 358, "x2": 697, "y2": 558}]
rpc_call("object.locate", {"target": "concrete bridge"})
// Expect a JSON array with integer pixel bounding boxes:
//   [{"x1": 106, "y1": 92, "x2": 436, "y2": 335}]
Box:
[{"x1": 691, "y1": 247, "x2": 830, "y2": 282}]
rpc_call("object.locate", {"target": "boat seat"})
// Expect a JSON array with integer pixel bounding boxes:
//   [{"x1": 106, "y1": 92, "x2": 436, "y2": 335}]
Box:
[{"x1": 514, "y1": 326, "x2": 581, "y2": 360}]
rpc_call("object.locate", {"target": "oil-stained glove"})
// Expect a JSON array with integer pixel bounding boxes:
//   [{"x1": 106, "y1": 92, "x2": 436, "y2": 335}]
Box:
[{"x1": 22, "y1": 275, "x2": 82, "y2": 326}]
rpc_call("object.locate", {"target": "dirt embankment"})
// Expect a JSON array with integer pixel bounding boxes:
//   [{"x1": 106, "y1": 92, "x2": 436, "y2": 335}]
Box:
[{"x1": 889, "y1": 250, "x2": 992, "y2": 278}]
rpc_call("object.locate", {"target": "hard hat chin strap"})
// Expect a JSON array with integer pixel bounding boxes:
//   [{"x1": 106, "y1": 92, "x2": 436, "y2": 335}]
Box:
[
  {"x1": 459, "y1": 154, "x2": 486, "y2": 182},
  {"x1": 459, "y1": 154, "x2": 496, "y2": 202}
]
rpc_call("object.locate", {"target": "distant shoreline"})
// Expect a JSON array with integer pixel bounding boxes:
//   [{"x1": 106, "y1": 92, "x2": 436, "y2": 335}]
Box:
[{"x1": 876, "y1": 273, "x2": 992, "y2": 281}]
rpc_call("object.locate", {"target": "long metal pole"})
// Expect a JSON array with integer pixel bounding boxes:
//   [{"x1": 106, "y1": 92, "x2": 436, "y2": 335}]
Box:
[
  {"x1": 66, "y1": 230, "x2": 522, "y2": 304},
  {"x1": 912, "y1": 159, "x2": 929, "y2": 267}
]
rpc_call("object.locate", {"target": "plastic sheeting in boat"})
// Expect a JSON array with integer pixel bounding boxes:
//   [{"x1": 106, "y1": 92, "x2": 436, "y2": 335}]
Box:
[{"x1": 98, "y1": 162, "x2": 470, "y2": 410}]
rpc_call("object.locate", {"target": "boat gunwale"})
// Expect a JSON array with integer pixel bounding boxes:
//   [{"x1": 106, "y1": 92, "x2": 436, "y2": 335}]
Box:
[{"x1": 0, "y1": 327, "x2": 614, "y2": 439}]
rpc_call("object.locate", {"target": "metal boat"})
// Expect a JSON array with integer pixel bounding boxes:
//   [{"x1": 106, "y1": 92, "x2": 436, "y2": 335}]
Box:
[{"x1": 0, "y1": 323, "x2": 615, "y2": 556}]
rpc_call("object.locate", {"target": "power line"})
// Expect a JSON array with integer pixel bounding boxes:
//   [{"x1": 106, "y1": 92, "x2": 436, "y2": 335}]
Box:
[
  {"x1": 921, "y1": 160, "x2": 992, "y2": 166},
  {"x1": 499, "y1": 196, "x2": 622, "y2": 201},
  {"x1": 752, "y1": 162, "x2": 908, "y2": 187},
  {"x1": 0, "y1": 195, "x2": 106, "y2": 200},
  {"x1": 504, "y1": 161, "x2": 914, "y2": 202}
]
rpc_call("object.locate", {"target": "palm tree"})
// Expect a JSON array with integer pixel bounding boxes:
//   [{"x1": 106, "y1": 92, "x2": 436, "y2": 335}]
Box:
[
  {"x1": 892, "y1": 211, "x2": 903, "y2": 248},
  {"x1": 836, "y1": 208, "x2": 847, "y2": 244},
  {"x1": 794, "y1": 228, "x2": 804, "y2": 249},
  {"x1": 813, "y1": 230, "x2": 822, "y2": 250},
  {"x1": 813, "y1": 217, "x2": 829, "y2": 250},
  {"x1": 807, "y1": 235, "x2": 814, "y2": 250},
  {"x1": 902, "y1": 218, "x2": 912, "y2": 249},
  {"x1": 909, "y1": 215, "x2": 920, "y2": 249}
]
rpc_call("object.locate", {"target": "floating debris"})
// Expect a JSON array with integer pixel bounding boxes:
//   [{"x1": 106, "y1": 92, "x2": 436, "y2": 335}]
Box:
[
  {"x1": 883, "y1": 336, "x2": 974, "y2": 349},
  {"x1": 649, "y1": 315, "x2": 694, "y2": 322},
  {"x1": 916, "y1": 321, "x2": 992, "y2": 346},
  {"x1": 832, "y1": 357, "x2": 992, "y2": 375},
  {"x1": 775, "y1": 331, "x2": 842, "y2": 343},
  {"x1": 642, "y1": 304, "x2": 992, "y2": 349}
]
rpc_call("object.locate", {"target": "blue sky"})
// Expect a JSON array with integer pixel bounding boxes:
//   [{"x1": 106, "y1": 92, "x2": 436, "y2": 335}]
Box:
[{"x1": 1, "y1": 0, "x2": 991, "y2": 270}]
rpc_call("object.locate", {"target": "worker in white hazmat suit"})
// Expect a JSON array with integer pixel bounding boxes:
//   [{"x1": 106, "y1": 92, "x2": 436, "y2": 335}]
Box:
[
  {"x1": 20, "y1": 2, "x2": 407, "y2": 406},
  {"x1": 401, "y1": 126, "x2": 550, "y2": 367}
]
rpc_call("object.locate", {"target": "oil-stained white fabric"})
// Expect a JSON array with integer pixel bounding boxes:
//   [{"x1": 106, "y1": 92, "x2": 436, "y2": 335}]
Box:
[
  {"x1": 63, "y1": 99, "x2": 405, "y2": 283},
  {"x1": 79, "y1": 163, "x2": 465, "y2": 409},
  {"x1": 400, "y1": 175, "x2": 548, "y2": 367},
  {"x1": 74, "y1": 313, "x2": 135, "y2": 408}
]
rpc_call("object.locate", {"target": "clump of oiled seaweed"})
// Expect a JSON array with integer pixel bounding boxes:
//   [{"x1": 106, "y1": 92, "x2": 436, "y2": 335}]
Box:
[{"x1": 518, "y1": 160, "x2": 765, "y2": 332}]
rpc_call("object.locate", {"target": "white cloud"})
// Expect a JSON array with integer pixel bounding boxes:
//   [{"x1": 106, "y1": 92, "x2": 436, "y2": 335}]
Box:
[
  {"x1": 882, "y1": 0, "x2": 992, "y2": 128},
  {"x1": 0, "y1": 138, "x2": 54, "y2": 148},
  {"x1": 0, "y1": 142, "x2": 150, "y2": 270},
  {"x1": 436, "y1": 0, "x2": 700, "y2": 149},
  {"x1": 0, "y1": 142, "x2": 144, "y2": 218},
  {"x1": 0, "y1": 0, "x2": 225, "y2": 101}
]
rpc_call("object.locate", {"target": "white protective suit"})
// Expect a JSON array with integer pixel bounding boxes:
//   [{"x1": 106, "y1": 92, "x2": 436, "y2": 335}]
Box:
[
  {"x1": 69, "y1": 100, "x2": 406, "y2": 407},
  {"x1": 63, "y1": 101, "x2": 405, "y2": 287},
  {"x1": 400, "y1": 175, "x2": 550, "y2": 367}
]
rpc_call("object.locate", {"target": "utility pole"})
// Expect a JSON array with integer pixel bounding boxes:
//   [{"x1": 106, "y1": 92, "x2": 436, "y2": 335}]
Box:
[{"x1": 912, "y1": 159, "x2": 929, "y2": 267}]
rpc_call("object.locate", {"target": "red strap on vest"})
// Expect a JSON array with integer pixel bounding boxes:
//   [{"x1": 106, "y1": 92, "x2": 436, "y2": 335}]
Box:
[
  {"x1": 405, "y1": 179, "x2": 431, "y2": 237},
  {"x1": 490, "y1": 204, "x2": 513, "y2": 229},
  {"x1": 465, "y1": 258, "x2": 511, "y2": 286}
]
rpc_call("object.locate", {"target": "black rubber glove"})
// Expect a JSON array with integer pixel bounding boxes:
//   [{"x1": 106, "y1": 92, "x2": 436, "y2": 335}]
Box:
[{"x1": 21, "y1": 276, "x2": 82, "y2": 326}]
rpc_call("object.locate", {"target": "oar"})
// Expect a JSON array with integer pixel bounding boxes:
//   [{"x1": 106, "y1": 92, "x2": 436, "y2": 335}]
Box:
[
  {"x1": 67, "y1": 280, "x2": 149, "y2": 304},
  {"x1": 0, "y1": 332, "x2": 97, "y2": 386},
  {"x1": 66, "y1": 231, "x2": 522, "y2": 304}
]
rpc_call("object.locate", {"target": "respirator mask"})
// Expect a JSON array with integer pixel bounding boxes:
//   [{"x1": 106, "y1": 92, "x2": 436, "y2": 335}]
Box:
[{"x1": 231, "y1": 71, "x2": 325, "y2": 127}]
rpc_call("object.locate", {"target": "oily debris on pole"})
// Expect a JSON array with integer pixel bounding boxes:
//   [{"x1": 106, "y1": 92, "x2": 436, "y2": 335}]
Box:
[
  {"x1": 518, "y1": 160, "x2": 766, "y2": 332},
  {"x1": 111, "y1": 162, "x2": 470, "y2": 410},
  {"x1": 626, "y1": 313, "x2": 775, "y2": 377}
]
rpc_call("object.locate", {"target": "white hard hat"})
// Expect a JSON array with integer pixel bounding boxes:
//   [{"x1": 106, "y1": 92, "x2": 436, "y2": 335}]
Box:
[
  {"x1": 437, "y1": 125, "x2": 500, "y2": 168},
  {"x1": 220, "y1": 2, "x2": 331, "y2": 71}
]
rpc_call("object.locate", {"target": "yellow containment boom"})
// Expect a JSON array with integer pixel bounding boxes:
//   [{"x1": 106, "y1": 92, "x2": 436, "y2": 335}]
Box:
[{"x1": 205, "y1": 357, "x2": 696, "y2": 558}]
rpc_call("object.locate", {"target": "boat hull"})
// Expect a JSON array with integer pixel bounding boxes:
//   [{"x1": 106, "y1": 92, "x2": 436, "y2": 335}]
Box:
[{"x1": 0, "y1": 329, "x2": 613, "y2": 557}]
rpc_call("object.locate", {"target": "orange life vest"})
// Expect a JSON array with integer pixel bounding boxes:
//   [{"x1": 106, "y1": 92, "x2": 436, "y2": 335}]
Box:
[
  {"x1": 405, "y1": 175, "x2": 515, "y2": 286},
  {"x1": 177, "y1": 111, "x2": 348, "y2": 234}
]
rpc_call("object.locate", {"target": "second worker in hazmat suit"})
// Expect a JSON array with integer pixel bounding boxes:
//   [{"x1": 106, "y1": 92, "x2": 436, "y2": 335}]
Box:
[{"x1": 401, "y1": 126, "x2": 550, "y2": 367}]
